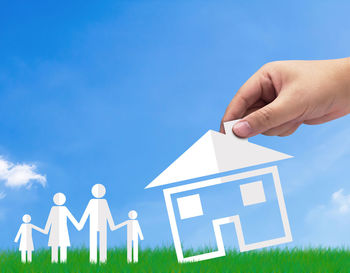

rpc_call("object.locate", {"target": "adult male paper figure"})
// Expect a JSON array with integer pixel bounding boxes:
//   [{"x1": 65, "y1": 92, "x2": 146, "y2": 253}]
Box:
[{"x1": 78, "y1": 184, "x2": 115, "y2": 263}]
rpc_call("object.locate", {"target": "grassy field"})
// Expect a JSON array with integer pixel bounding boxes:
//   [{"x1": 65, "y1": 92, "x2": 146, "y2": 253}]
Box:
[{"x1": 1, "y1": 247, "x2": 350, "y2": 273}]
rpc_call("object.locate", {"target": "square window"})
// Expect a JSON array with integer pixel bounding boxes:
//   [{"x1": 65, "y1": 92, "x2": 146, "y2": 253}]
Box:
[
  {"x1": 240, "y1": 181, "x2": 266, "y2": 206},
  {"x1": 177, "y1": 194, "x2": 204, "y2": 220}
]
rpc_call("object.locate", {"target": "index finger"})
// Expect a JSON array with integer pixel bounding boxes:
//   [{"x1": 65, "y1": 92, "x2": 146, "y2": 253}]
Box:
[{"x1": 220, "y1": 71, "x2": 263, "y2": 133}]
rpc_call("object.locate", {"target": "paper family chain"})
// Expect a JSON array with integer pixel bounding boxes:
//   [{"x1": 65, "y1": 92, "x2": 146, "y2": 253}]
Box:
[{"x1": 14, "y1": 184, "x2": 144, "y2": 264}]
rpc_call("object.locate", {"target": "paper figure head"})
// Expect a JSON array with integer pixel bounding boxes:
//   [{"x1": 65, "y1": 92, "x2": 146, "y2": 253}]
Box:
[
  {"x1": 22, "y1": 214, "x2": 31, "y2": 223},
  {"x1": 53, "y1": 192, "x2": 66, "y2": 205},
  {"x1": 128, "y1": 210, "x2": 137, "y2": 219},
  {"x1": 91, "y1": 184, "x2": 106, "y2": 198}
]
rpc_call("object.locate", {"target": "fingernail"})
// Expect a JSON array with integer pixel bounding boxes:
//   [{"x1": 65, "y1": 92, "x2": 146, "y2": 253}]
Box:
[{"x1": 233, "y1": 121, "x2": 253, "y2": 138}]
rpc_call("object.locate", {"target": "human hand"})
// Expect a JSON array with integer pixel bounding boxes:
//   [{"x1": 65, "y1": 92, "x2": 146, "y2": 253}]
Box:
[{"x1": 220, "y1": 58, "x2": 350, "y2": 137}]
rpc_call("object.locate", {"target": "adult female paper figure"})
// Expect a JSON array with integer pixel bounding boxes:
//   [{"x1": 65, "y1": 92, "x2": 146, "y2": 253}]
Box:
[
  {"x1": 43, "y1": 193, "x2": 80, "y2": 263},
  {"x1": 14, "y1": 214, "x2": 45, "y2": 263}
]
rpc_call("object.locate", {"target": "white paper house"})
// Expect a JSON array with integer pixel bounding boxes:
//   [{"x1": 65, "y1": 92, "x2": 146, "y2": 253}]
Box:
[{"x1": 146, "y1": 120, "x2": 293, "y2": 263}]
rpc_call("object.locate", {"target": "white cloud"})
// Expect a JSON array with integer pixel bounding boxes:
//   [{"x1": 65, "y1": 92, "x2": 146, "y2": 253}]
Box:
[
  {"x1": 306, "y1": 189, "x2": 350, "y2": 220},
  {"x1": 284, "y1": 123, "x2": 350, "y2": 194},
  {"x1": 0, "y1": 157, "x2": 46, "y2": 188},
  {"x1": 330, "y1": 189, "x2": 350, "y2": 214},
  {"x1": 0, "y1": 192, "x2": 6, "y2": 199},
  {"x1": 303, "y1": 188, "x2": 350, "y2": 246}
]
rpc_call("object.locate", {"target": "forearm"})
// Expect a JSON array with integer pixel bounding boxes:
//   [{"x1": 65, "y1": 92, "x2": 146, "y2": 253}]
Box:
[
  {"x1": 14, "y1": 234, "x2": 20, "y2": 242},
  {"x1": 327, "y1": 57, "x2": 350, "y2": 118},
  {"x1": 112, "y1": 221, "x2": 127, "y2": 231}
]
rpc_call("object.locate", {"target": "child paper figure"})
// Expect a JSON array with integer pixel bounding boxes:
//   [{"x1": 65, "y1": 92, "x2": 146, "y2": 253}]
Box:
[
  {"x1": 78, "y1": 184, "x2": 115, "y2": 263},
  {"x1": 113, "y1": 210, "x2": 144, "y2": 263},
  {"x1": 14, "y1": 214, "x2": 45, "y2": 263},
  {"x1": 43, "y1": 192, "x2": 80, "y2": 263}
]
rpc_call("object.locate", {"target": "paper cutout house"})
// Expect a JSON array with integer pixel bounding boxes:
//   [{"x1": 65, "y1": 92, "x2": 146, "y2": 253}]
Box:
[{"x1": 146, "y1": 120, "x2": 293, "y2": 263}]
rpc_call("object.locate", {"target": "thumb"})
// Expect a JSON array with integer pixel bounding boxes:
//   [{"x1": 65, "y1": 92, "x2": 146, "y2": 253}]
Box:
[{"x1": 233, "y1": 96, "x2": 297, "y2": 138}]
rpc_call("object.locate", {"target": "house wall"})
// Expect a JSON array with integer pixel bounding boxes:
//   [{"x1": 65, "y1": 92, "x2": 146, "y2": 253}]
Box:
[{"x1": 166, "y1": 167, "x2": 287, "y2": 258}]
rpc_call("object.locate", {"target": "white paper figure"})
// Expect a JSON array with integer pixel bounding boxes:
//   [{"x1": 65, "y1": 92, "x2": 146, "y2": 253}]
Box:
[
  {"x1": 78, "y1": 184, "x2": 115, "y2": 263},
  {"x1": 14, "y1": 214, "x2": 45, "y2": 263},
  {"x1": 113, "y1": 210, "x2": 144, "y2": 263},
  {"x1": 43, "y1": 193, "x2": 80, "y2": 263}
]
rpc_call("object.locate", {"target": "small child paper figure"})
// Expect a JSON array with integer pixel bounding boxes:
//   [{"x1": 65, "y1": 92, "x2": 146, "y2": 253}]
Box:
[
  {"x1": 14, "y1": 214, "x2": 45, "y2": 263},
  {"x1": 113, "y1": 210, "x2": 144, "y2": 263}
]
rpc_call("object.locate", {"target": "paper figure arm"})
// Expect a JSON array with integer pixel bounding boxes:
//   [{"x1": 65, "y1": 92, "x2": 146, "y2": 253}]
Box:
[
  {"x1": 136, "y1": 221, "x2": 144, "y2": 241},
  {"x1": 14, "y1": 225, "x2": 23, "y2": 243},
  {"x1": 78, "y1": 201, "x2": 91, "y2": 230},
  {"x1": 43, "y1": 208, "x2": 54, "y2": 234},
  {"x1": 105, "y1": 201, "x2": 115, "y2": 230},
  {"x1": 111, "y1": 220, "x2": 128, "y2": 231},
  {"x1": 31, "y1": 224, "x2": 46, "y2": 234},
  {"x1": 65, "y1": 208, "x2": 81, "y2": 231}
]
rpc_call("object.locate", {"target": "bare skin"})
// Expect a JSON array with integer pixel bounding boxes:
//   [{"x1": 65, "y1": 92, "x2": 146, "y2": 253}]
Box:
[{"x1": 220, "y1": 58, "x2": 350, "y2": 137}]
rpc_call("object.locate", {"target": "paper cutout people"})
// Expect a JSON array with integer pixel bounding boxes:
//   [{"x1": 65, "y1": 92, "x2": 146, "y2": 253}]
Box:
[
  {"x1": 78, "y1": 184, "x2": 115, "y2": 263},
  {"x1": 14, "y1": 185, "x2": 144, "y2": 264},
  {"x1": 14, "y1": 214, "x2": 45, "y2": 263},
  {"x1": 43, "y1": 193, "x2": 80, "y2": 263},
  {"x1": 113, "y1": 210, "x2": 144, "y2": 263}
]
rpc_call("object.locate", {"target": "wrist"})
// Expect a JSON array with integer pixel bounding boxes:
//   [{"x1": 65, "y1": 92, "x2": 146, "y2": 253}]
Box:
[
  {"x1": 336, "y1": 57, "x2": 350, "y2": 114},
  {"x1": 343, "y1": 57, "x2": 350, "y2": 113}
]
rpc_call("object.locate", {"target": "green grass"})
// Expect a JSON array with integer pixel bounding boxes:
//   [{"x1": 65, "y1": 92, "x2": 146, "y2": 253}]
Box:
[{"x1": 1, "y1": 247, "x2": 350, "y2": 273}]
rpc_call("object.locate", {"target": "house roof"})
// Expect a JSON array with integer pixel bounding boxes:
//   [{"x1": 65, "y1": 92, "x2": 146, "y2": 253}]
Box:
[{"x1": 146, "y1": 120, "x2": 293, "y2": 189}]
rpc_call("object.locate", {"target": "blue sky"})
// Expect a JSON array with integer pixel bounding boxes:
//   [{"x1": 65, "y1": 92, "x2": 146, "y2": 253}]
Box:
[{"x1": 0, "y1": 0, "x2": 350, "y2": 251}]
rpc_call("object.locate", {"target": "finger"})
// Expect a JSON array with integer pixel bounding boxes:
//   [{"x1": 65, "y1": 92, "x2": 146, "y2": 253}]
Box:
[
  {"x1": 242, "y1": 100, "x2": 268, "y2": 116},
  {"x1": 220, "y1": 69, "x2": 273, "y2": 133},
  {"x1": 278, "y1": 122, "x2": 302, "y2": 137},
  {"x1": 233, "y1": 95, "x2": 302, "y2": 138},
  {"x1": 262, "y1": 120, "x2": 301, "y2": 136}
]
